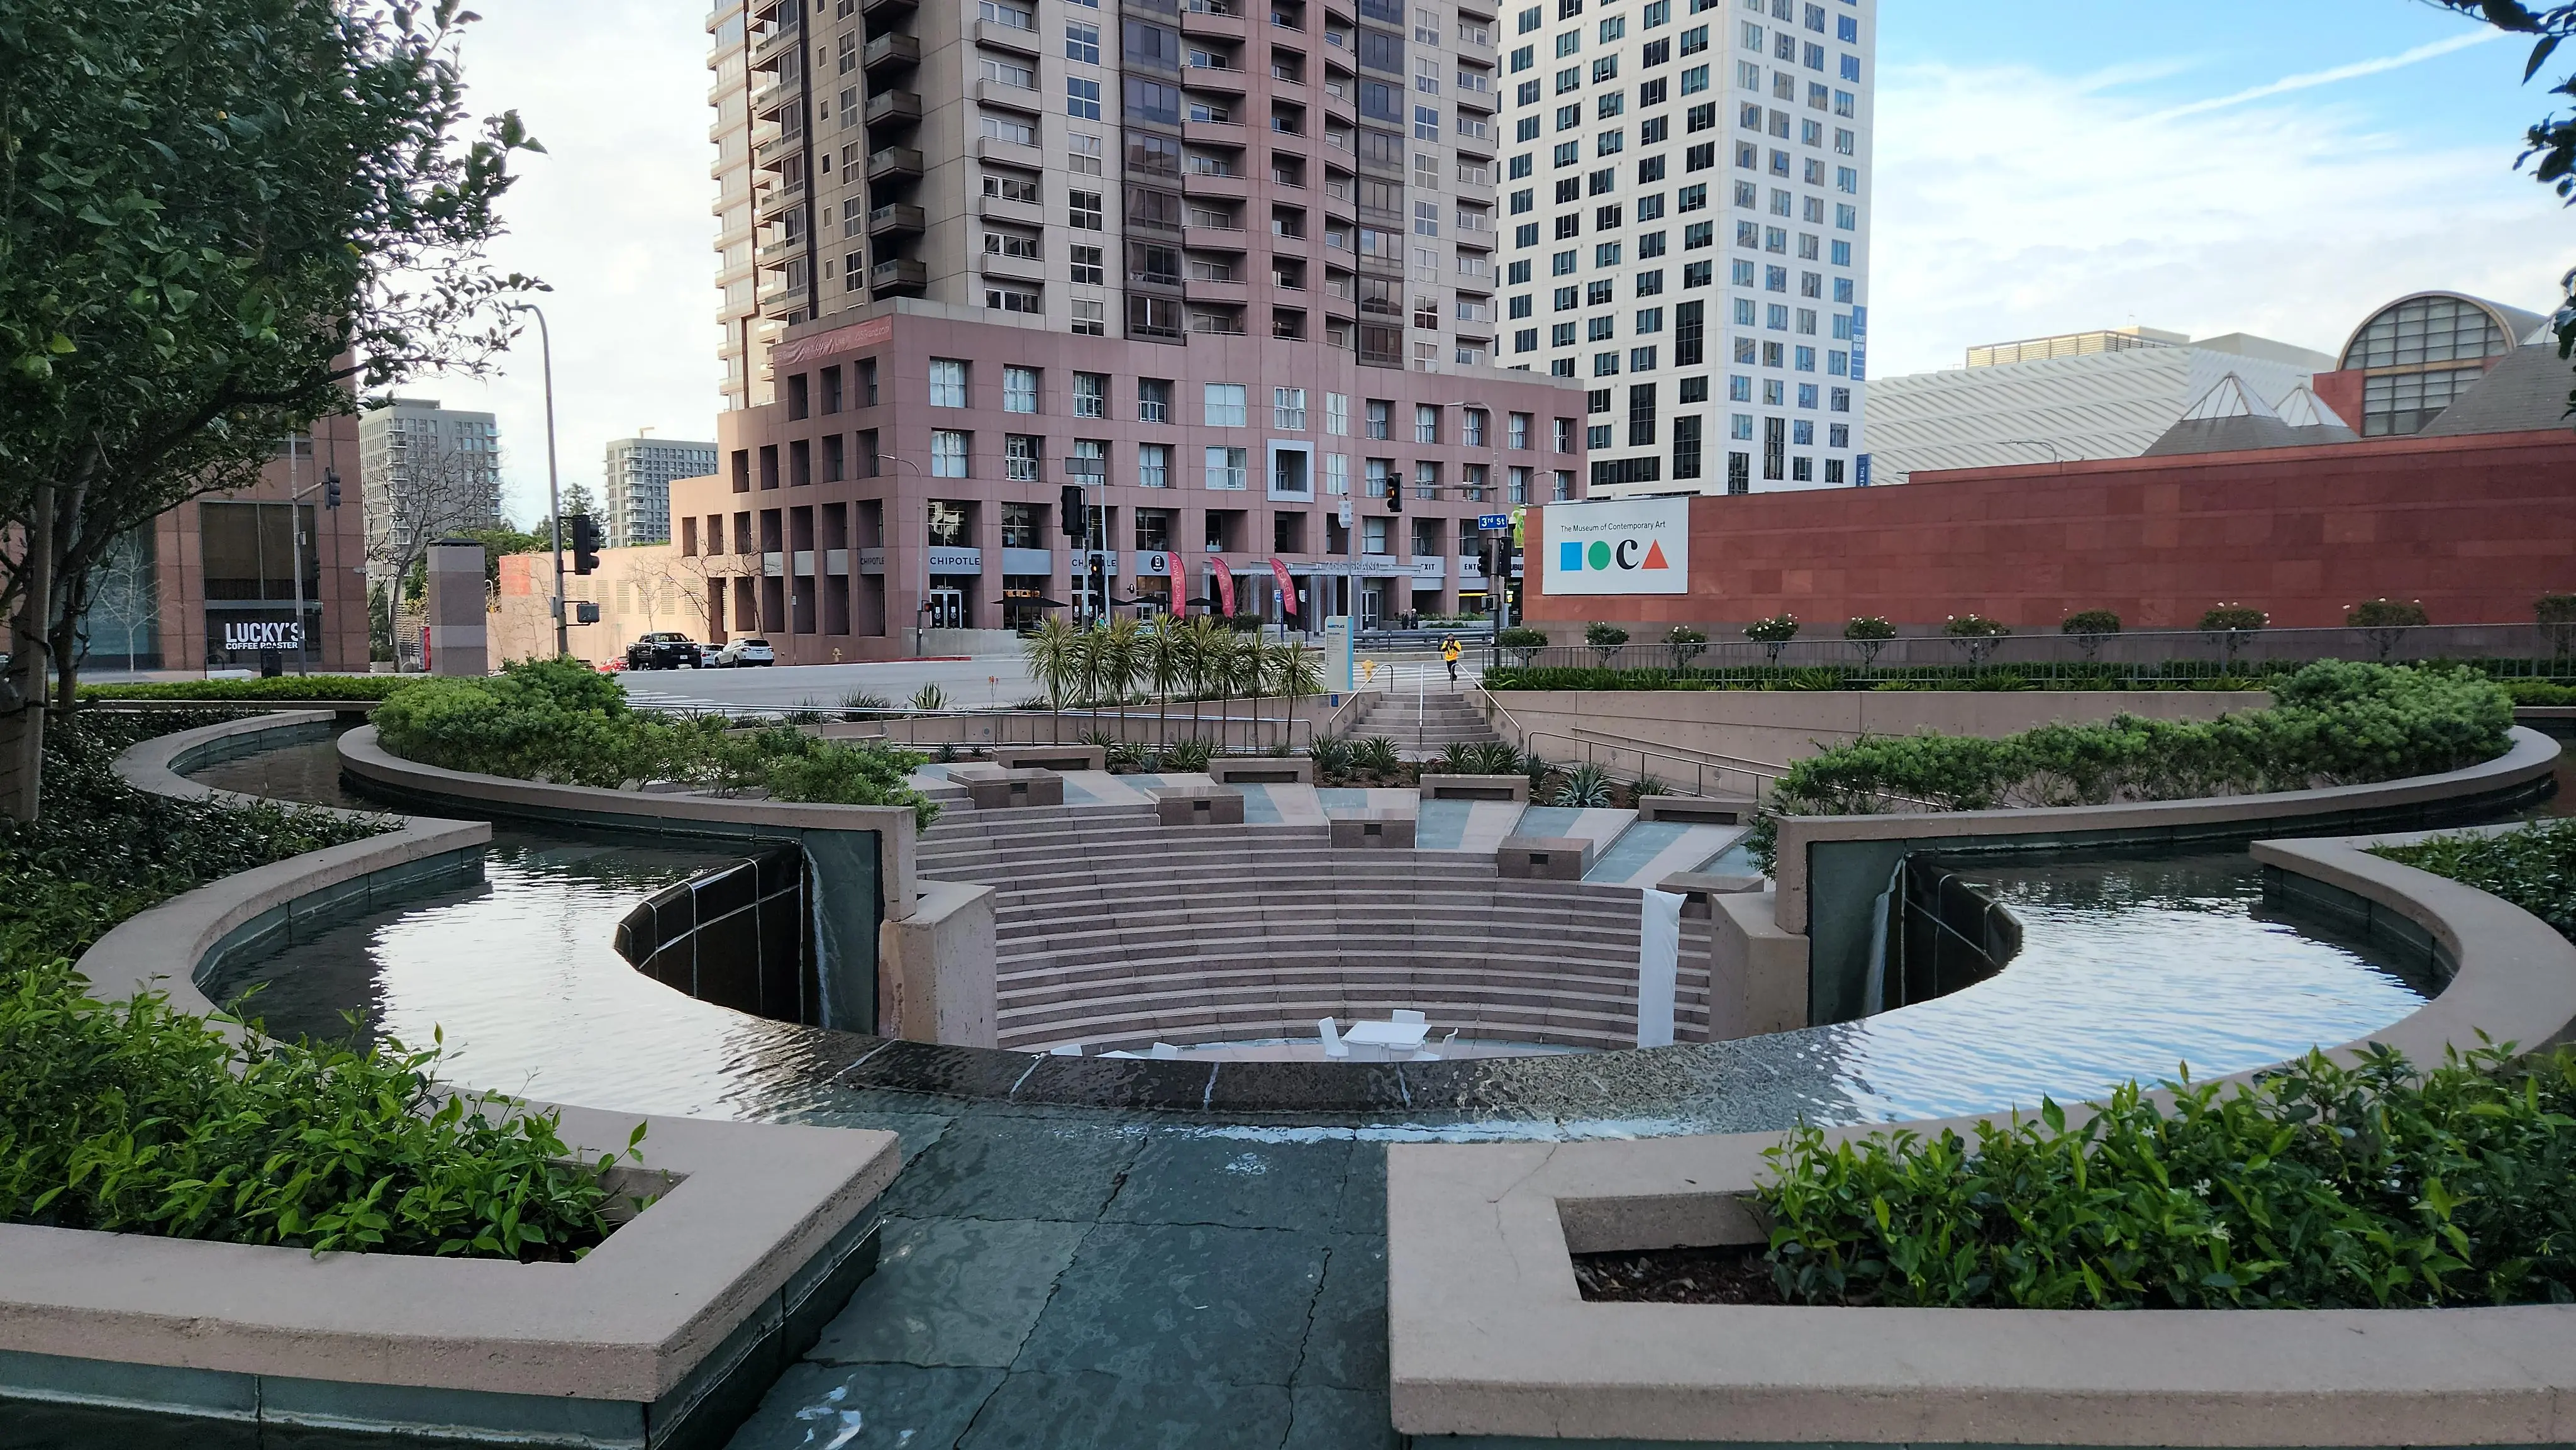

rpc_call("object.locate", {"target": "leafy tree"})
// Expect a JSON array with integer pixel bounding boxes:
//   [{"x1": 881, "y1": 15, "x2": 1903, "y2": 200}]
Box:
[
  {"x1": 1843, "y1": 615, "x2": 1896, "y2": 667},
  {"x1": 2347, "y1": 598, "x2": 2431, "y2": 662},
  {"x1": 1584, "y1": 621, "x2": 1629, "y2": 664},
  {"x1": 0, "y1": 0, "x2": 541, "y2": 817},
  {"x1": 2430, "y1": 3, "x2": 2576, "y2": 410},
  {"x1": 1743, "y1": 613, "x2": 1800, "y2": 664},
  {"x1": 1665, "y1": 625, "x2": 1708, "y2": 668}
]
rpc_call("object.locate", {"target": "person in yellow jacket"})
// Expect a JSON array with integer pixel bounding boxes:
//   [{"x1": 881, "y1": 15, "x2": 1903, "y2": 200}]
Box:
[{"x1": 1441, "y1": 634, "x2": 1462, "y2": 684}]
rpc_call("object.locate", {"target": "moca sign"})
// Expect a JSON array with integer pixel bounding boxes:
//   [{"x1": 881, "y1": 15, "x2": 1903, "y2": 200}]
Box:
[{"x1": 1540, "y1": 498, "x2": 1689, "y2": 595}]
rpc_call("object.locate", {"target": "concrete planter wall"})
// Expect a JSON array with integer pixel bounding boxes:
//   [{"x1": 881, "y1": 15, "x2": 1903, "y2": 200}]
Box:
[
  {"x1": 1387, "y1": 822, "x2": 2576, "y2": 1447},
  {"x1": 1, "y1": 712, "x2": 904, "y2": 1449}
]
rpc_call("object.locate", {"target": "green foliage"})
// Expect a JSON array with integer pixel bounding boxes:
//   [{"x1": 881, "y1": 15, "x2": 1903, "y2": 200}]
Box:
[
  {"x1": 373, "y1": 658, "x2": 936, "y2": 828},
  {"x1": 1741, "y1": 662, "x2": 2514, "y2": 873},
  {"x1": 1843, "y1": 616, "x2": 1897, "y2": 641},
  {"x1": 1437, "y1": 740, "x2": 1480, "y2": 774},
  {"x1": 1665, "y1": 625, "x2": 1709, "y2": 668},
  {"x1": 909, "y1": 683, "x2": 949, "y2": 713},
  {"x1": 1584, "y1": 622, "x2": 1629, "y2": 663},
  {"x1": 1743, "y1": 614, "x2": 1801, "y2": 644},
  {"x1": 1468, "y1": 741, "x2": 1524, "y2": 775},
  {"x1": 2508, "y1": 679, "x2": 2576, "y2": 705},
  {"x1": 1761, "y1": 1044, "x2": 2576, "y2": 1310},
  {"x1": 1161, "y1": 738, "x2": 1216, "y2": 773},
  {"x1": 1551, "y1": 760, "x2": 1616, "y2": 807},
  {"x1": 1353, "y1": 736, "x2": 1402, "y2": 774},
  {"x1": 81, "y1": 676, "x2": 420, "y2": 701},
  {"x1": 2541, "y1": 594, "x2": 2576, "y2": 627},
  {"x1": 2374, "y1": 820, "x2": 2576, "y2": 945},
  {"x1": 1943, "y1": 614, "x2": 2011, "y2": 637},
  {"x1": 841, "y1": 690, "x2": 892, "y2": 716},
  {"x1": 1307, "y1": 735, "x2": 1354, "y2": 774},
  {"x1": 2349, "y1": 599, "x2": 2431, "y2": 628},
  {"x1": 2061, "y1": 610, "x2": 2123, "y2": 635},
  {"x1": 0, "y1": 712, "x2": 388, "y2": 965},
  {"x1": 2201, "y1": 604, "x2": 2269, "y2": 632},
  {"x1": 0, "y1": 962, "x2": 640, "y2": 1261}
]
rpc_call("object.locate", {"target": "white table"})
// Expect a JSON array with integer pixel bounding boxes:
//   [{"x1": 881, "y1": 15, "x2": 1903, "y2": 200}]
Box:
[{"x1": 1340, "y1": 1019, "x2": 1431, "y2": 1062}]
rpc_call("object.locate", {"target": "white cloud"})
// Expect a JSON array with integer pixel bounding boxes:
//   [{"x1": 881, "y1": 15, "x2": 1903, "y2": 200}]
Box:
[
  {"x1": 387, "y1": 0, "x2": 719, "y2": 530},
  {"x1": 1868, "y1": 59, "x2": 2573, "y2": 379},
  {"x1": 2138, "y1": 30, "x2": 2504, "y2": 124}
]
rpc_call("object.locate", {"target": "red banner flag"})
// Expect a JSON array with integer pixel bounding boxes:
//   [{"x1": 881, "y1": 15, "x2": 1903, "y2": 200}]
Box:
[
  {"x1": 1209, "y1": 557, "x2": 1236, "y2": 616},
  {"x1": 1267, "y1": 558, "x2": 1297, "y2": 616}
]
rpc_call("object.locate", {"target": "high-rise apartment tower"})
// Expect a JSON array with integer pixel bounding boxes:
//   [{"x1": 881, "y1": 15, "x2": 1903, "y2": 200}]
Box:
[
  {"x1": 1499, "y1": 0, "x2": 1873, "y2": 496},
  {"x1": 355, "y1": 398, "x2": 502, "y2": 589},
  {"x1": 682, "y1": 0, "x2": 1584, "y2": 662},
  {"x1": 603, "y1": 435, "x2": 720, "y2": 547}
]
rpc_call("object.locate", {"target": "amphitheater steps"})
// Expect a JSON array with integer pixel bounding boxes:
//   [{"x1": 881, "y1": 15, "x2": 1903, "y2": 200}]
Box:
[{"x1": 1346, "y1": 689, "x2": 1502, "y2": 757}]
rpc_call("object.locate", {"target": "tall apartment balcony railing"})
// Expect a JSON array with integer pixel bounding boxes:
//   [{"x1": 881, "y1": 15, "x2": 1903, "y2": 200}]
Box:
[
  {"x1": 1187, "y1": 275, "x2": 1252, "y2": 307},
  {"x1": 867, "y1": 203, "x2": 927, "y2": 236},
  {"x1": 973, "y1": 18, "x2": 1043, "y2": 54},
  {"x1": 1185, "y1": 60, "x2": 1248, "y2": 93},
  {"x1": 864, "y1": 89, "x2": 924, "y2": 126},
  {"x1": 1182, "y1": 169, "x2": 1249, "y2": 201},
  {"x1": 748, "y1": 77, "x2": 794, "y2": 119},
  {"x1": 977, "y1": 192, "x2": 1045, "y2": 227},
  {"x1": 748, "y1": 20, "x2": 801, "y2": 69},
  {"x1": 977, "y1": 250, "x2": 1046, "y2": 284},
  {"x1": 865, "y1": 146, "x2": 924, "y2": 181},
  {"x1": 975, "y1": 78, "x2": 1043, "y2": 113},
  {"x1": 1181, "y1": 116, "x2": 1247, "y2": 147},
  {"x1": 753, "y1": 179, "x2": 807, "y2": 221},
  {"x1": 1180, "y1": 4, "x2": 1247, "y2": 38},
  {"x1": 753, "y1": 130, "x2": 802, "y2": 168},
  {"x1": 1455, "y1": 82, "x2": 1496, "y2": 113},
  {"x1": 859, "y1": 0, "x2": 914, "y2": 17},
  {"x1": 862, "y1": 32, "x2": 921, "y2": 72},
  {"x1": 869, "y1": 259, "x2": 928, "y2": 294}
]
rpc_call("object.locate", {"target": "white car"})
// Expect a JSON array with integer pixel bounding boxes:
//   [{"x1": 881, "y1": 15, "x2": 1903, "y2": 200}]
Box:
[{"x1": 713, "y1": 637, "x2": 775, "y2": 667}]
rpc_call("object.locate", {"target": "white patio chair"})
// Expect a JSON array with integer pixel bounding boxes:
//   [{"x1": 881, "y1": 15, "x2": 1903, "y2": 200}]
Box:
[
  {"x1": 1048, "y1": 1043, "x2": 1084, "y2": 1056},
  {"x1": 1318, "y1": 1017, "x2": 1350, "y2": 1060},
  {"x1": 1148, "y1": 1042, "x2": 1182, "y2": 1059},
  {"x1": 1391, "y1": 1009, "x2": 1426, "y2": 1025}
]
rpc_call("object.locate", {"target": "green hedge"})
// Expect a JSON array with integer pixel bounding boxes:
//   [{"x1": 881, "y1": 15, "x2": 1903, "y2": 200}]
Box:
[
  {"x1": 1760, "y1": 1044, "x2": 2576, "y2": 1309},
  {"x1": 1481, "y1": 661, "x2": 2575, "y2": 694},
  {"x1": 1743, "y1": 662, "x2": 2514, "y2": 872},
  {"x1": 2374, "y1": 820, "x2": 2576, "y2": 944},
  {"x1": 373, "y1": 657, "x2": 939, "y2": 829},
  {"x1": 82, "y1": 675, "x2": 421, "y2": 701},
  {"x1": 0, "y1": 714, "x2": 634, "y2": 1261},
  {"x1": 2509, "y1": 679, "x2": 2576, "y2": 706}
]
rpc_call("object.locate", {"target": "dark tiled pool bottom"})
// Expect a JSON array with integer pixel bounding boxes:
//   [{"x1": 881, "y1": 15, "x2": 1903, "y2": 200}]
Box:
[{"x1": 728, "y1": 1105, "x2": 1394, "y2": 1450}]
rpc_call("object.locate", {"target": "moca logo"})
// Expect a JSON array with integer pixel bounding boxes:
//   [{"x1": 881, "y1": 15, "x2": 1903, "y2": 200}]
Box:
[
  {"x1": 1558, "y1": 536, "x2": 1673, "y2": 574},
  {"x1": 1538, "y1": 497, "x2": 1689, "y2": 596}
]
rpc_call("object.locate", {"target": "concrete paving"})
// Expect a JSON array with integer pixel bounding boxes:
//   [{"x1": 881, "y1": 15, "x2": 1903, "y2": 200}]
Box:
[{"x1": 618, "y1": 657, "x2": 1040, "y2": 714}]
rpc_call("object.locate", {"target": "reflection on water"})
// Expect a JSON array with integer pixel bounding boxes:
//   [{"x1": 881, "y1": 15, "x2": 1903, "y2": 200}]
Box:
[
  {"x1": 1797, "y1": 854, "x2": 2427, "y2": 1123},
  {"x1": 188, "y1": 739, "x2": 2441, "y2": 1135}
]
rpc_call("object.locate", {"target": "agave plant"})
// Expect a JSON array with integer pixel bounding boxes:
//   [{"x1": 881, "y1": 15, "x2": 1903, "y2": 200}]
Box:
[
  {"x1": 841, "y1": 689, "x2": 892, "y2": 719},
  {"x1": 1308, "y1": 735, "x2": 1355, "y2": 776},
  {"x1": 1520, "y1": 747, "x2": 1552, "y2": 789},
  {"x1": 909, "y1": 683, "x2": 949, "y2": 713},
  {"x1": 1552, "y1": 760, "x2": 1617, "y2": 808},
  {"x1": 1163, "y1": 737, "x2": 1215, "y2": 773},
  {"x1": 1471, "y1": 741, "x2": 1524, "y2": 775},
  {"x1": 1629, "y1": 771, "x2": 1667, "y2": 800},
  {"x1": 1438, "y1": 740, "x2": 1480, "y2": 773},
  {"x1": 1354, "y1": 735, "x2": 1402, "y2": 775},
  {"x1": 1106, "y1": 739, "x2": 1150, "y2": 770}
]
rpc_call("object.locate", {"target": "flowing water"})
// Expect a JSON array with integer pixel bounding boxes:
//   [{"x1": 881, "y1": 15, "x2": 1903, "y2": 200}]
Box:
[{"x1": 191, "y1": 736, "x2": 2449, "y2": 1134}]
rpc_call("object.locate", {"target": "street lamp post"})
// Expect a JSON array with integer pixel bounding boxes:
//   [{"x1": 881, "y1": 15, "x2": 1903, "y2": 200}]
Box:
[{"x1": 509, "y1": 303, "x2": 568, "y2": 657}]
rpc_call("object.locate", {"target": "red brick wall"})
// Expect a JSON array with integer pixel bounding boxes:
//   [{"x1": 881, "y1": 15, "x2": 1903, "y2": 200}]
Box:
[{"x1": 1525, "y1": 430, "x2": 2576, "y2": 630}]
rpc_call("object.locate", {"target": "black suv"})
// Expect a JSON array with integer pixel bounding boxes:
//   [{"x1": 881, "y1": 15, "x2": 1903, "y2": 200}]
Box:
[{"x1": 624, "y1": 632, "x2": 702, "y2": 671}]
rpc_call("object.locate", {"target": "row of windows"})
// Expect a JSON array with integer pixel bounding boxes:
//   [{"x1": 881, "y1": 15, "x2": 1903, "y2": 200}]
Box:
[{"x1": 915, "y1": 361, "x2": 1571, "y2": 447}]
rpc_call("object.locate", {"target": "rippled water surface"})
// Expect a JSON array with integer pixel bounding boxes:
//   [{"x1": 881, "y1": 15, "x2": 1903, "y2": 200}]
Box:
[{"x1": 192, "y1": 737, "x2": 2445, "y2": 1135}]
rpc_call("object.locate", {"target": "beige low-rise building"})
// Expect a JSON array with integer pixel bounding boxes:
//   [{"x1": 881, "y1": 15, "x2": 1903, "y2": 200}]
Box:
[{"x1": 493, "y1": 545, "x2": 728, "y2": 667}]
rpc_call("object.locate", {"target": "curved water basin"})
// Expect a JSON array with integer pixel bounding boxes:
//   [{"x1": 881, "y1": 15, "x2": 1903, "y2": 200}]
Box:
[{"x1": 189, "y1": 733, "x2": 2458, "y2": 1138}]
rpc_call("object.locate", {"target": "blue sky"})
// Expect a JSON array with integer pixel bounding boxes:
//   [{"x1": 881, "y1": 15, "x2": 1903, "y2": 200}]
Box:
[{"x1": 428, "y1": 0, "x2": 2575, "y2": 525}]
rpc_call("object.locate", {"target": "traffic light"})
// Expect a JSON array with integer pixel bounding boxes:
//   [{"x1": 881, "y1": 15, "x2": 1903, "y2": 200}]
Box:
[
  {"x1": 321, "y1": 468, "x2": 342, "y2": 510},
  {"x1": 1060, "y1": 484, "x2": 1085, "y2": 537},
  {"x1": 569, "y1": 513, "x2": 601, "y2": 575},
  {"x1": 1385, "y1": 472, "x2": 1402, "y2": 513}
]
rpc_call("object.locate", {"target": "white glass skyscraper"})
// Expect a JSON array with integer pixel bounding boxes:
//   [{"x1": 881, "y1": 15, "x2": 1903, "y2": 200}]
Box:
[{"x1": 1496, "y1": 0, "x2": 1873, "y2": 496}]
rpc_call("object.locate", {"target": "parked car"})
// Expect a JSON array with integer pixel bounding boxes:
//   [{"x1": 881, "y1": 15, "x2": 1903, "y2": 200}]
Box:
[
  {"x1": 711, "y1": 637, "x2": 775, "y2": 668},
  {"x1": 624, "y1": 632, "x2": 702, "y2": 671}
]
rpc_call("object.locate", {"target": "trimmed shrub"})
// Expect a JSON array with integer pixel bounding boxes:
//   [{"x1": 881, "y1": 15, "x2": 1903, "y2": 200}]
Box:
[
  {"x1": 2060, "y1": 610, "x2": 2122, "y2": 635},
  {"x1": 1741, "y1": 662, "x2": 2513, "y2": 872},
  {"x1": 1584, "y1": 622, "x2": 1629, "y2": 664},
  {"x1": 1666, "y1": 625, "x2": 1709, "y2": 668},
  {"x1": 1762, "y1": 1044, "x2": 2576, "y2": 1309},
  {"x1": 2200, "y1": 604, "x2": 2268, "y2": 632},
  {"x1": 1496, "y1": 626, "x2": 1549, "y2": 665},
  {"x1": 374, "y1": 657, "x2": 937, "y2": 828},
  {"x1": 2373, "y1": 820, "x2": 2575, "y2": 945},
  {"x1": 82, "y1": 674, "x2": 421, "y2": 702},
  {"x1": 2348, "y1": 599, "x2": 2431, "y2": 628}
]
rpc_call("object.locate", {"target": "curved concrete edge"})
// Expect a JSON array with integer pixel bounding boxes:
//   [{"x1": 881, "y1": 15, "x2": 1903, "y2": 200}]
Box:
[
  {"x1": 1775, "y1": 725, "x2": 2563, "y2": 933},
  {"x1": 1387, "y1": 828, "x2": 2576, "y2": 1446},
  {"x1": 2, "y1": 717, "x2": 904, "y2": 1432},
  {"x1": 339, "y1": 724, "x2": 919, "y2": 922}
]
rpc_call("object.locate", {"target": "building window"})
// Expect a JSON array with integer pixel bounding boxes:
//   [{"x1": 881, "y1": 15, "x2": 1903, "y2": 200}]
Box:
[
  {"x1": 1205, "y1": 445, "x2": 1250, "y2": 489},
  {"x1": 929, "y1": 359, "x2": 968, "y2": 408},
  {"x1": 1414, "y1": 404, "x2": 1441, "y2": 443},
  {"x1": 1140, "y1": 442, "x2": 1172, "y2": 488},
  {"x1": 1325, "y1": 391, "x2": 1351, "y2": 435},
  {"x1": 1465, "y1": 408, "x2": 1489, "y2": 445},
  {"x1": 1005, "y1": 433, "x2": 1041, "y2": 480},
  {"x1": 1274, "y1": 386, "x2": 1308, "y2": 430},
  {"x1": 1003, "y1": 365, "x2": 1040, "y2": 413},
  {"x1": 1139, "y1": 377, "x2": 1174, "y2": 422},
  {"x1": 932, "y1": 430, "x2": 970, "y2": 477},
  {"x1": 1204, "y1": 382, "x2": 1248, "y2": 426}
]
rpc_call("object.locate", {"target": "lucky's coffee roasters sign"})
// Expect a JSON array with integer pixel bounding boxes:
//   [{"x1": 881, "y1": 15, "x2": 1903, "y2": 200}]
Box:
[{"x1": 221, "y1": 620, "x2": 303, "y2": 651}]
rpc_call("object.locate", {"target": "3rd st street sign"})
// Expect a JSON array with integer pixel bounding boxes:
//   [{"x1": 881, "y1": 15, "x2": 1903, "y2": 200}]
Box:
[{"x1": 1538, "y1": 498, "x2": 1689, "y2": 595}]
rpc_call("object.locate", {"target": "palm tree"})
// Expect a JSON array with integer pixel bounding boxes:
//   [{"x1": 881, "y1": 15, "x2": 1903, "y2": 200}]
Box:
[
  {"x1": 1023, "y1": 616, "x2": 1078, "y2": 743},
  {"x1": 1067, "y1": 622, "x2": 1106, "y2": 727},
  {"x1": 1096, "y1": 615, "x2": 1146, "y2": 742},
  {"x1": 1143, "y1": 616, "x2": 1189, "y2": 750},
  {"x1": 1179, "y1": 615, "x2": 1221, "y2": 746},
  {"x1": 1272, "y1": 639, "x2": 1323, "y2": 749},
  {"x1": 1204, "y1": 627, "x2": 1246, "y2": 753}
]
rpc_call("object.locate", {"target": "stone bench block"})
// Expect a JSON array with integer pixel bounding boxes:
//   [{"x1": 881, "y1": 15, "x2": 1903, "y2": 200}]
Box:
[
  {"x1": 1330, "y1": 811, "x2": 1419, "y2": 849},
  {"x1": 1497, "y1": 835, "x2": 1592, "y2": 880},
  {"x1": 1153, "y1": 788, "x2": 1247, "y2": 826},
  {"x1": 1636, "y1": 794, "x2": 1756, "y2": 825},
  {"x1": 1657, "y1": 869, "x2": 1768, "y2": 917},
  {"x1": 996, "y1": 744, "x2": 1106, "y2": 773},
  {"x1": 1211, "y1": 757, "x2": 1316, "y2": 786},
  {"x1": 963, "y1": 769, "x2": 1065, "y2": 810},
  {"x1": 1419, "y1": 772, "x2": 1531, "y2": 802}
]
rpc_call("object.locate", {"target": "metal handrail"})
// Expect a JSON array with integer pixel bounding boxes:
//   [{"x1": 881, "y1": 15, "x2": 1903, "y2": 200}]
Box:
[
  {"x1": 1568, "y1": 726, "x2": 1789, "y2": 778},
  {"x1": 1523, "y1": 729, "x2": 1779, "y2": 801}
]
